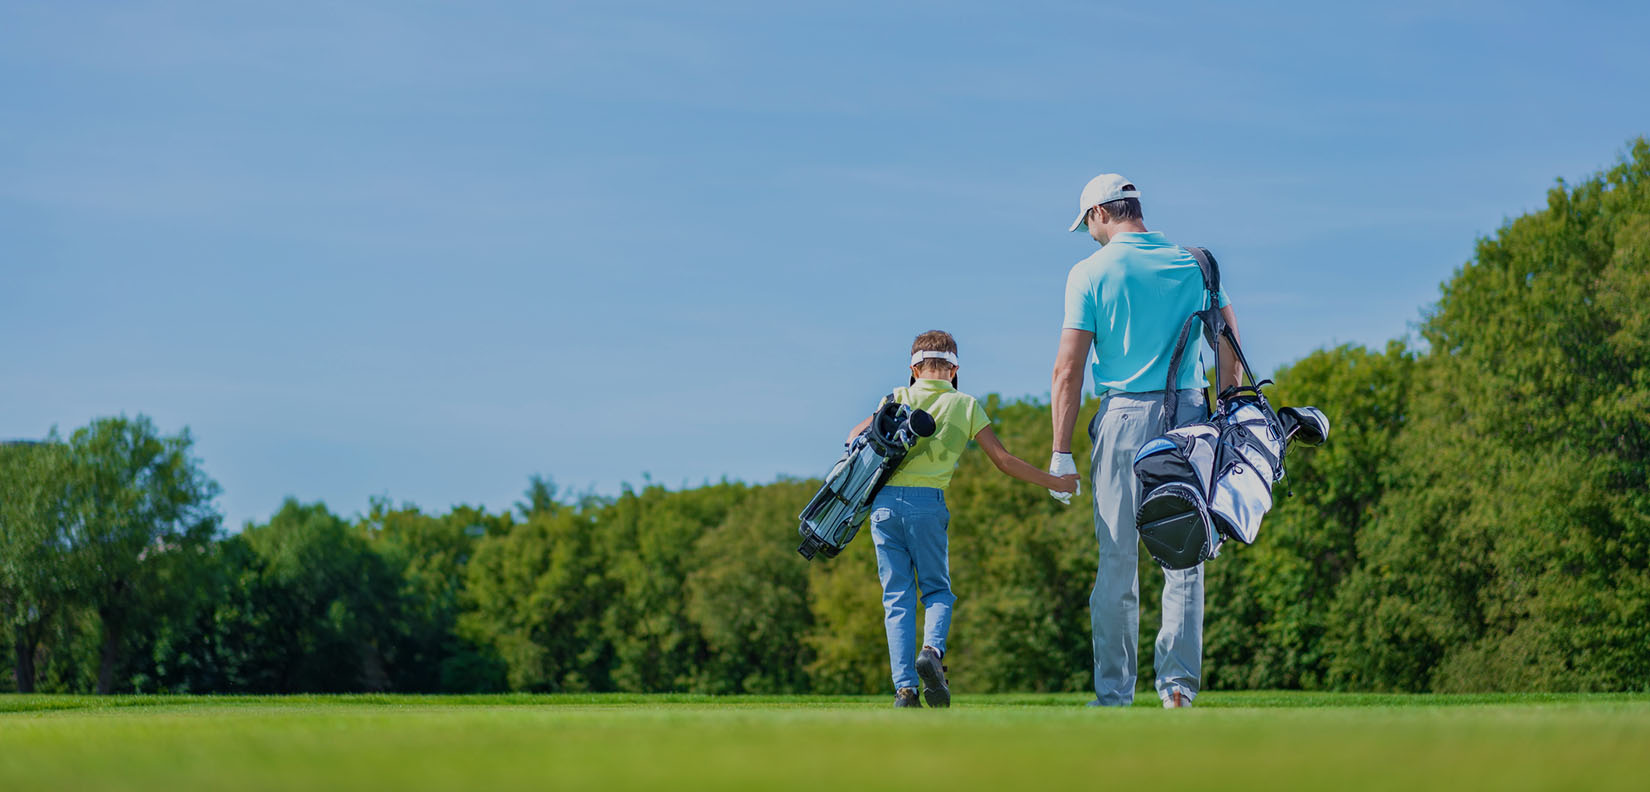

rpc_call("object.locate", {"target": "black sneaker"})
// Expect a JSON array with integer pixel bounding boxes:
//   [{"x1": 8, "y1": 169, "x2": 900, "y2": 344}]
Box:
[
  {"x1": 915, "y1": 646, "x2": 950, "y2": 708},
  {"x1": 894, "y1": 687, "x2": 921, "y2": 708}
]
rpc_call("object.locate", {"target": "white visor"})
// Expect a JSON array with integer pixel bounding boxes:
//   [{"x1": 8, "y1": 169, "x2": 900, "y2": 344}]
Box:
[{"x1": 911, "y1": 351, "x2": 958, "y2": 366}]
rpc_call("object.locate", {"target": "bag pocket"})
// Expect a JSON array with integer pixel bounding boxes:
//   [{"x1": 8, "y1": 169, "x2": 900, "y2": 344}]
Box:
[{"x1": 1209, "y1": 457, "x2": 1273, "y2": 544}]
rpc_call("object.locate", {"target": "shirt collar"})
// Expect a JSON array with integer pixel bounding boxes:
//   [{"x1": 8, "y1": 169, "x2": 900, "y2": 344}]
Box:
[
  {"x1": 1108, "y1": 231, "x2": 1166, "y2": 245},
  {"x1": 910, "y1": 378, "x2": 956, "y2": 392}
]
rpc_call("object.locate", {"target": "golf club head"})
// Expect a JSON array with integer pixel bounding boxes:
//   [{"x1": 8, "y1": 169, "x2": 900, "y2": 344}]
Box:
[{"x1": 1278, "y1": 407, "x2": 1329, "y2": 446}]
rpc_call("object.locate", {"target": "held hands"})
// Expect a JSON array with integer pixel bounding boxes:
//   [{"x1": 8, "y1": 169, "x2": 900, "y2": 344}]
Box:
[
  {"x1": 1050, "y1": 473, "x2": 1080, "y2": 494},
  {"x1": 1048, "y1": 452, "x2": 1080, "y2": 505}
]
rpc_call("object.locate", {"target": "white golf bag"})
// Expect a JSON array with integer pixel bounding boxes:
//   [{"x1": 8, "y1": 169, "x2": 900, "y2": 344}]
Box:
[{"x1": 1132, "y1": 247, "x2": 1330, "y2": 570}]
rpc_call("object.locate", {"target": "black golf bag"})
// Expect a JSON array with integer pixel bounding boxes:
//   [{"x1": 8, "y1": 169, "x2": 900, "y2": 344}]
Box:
[
  {"x1": 1132, "y1": 247, "x2": 1331, "y2": 570},
  {"x1": 797, "y1": 395, "x2": 935, "y2": 560}
]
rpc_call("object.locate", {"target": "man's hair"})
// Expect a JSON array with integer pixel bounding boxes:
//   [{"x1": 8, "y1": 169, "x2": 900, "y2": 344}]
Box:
[
  {"x1": 910, "y1": 330, "x2": 958, "y2": 375},
  {"x1": 1092, "y1": 187, "x2": 1143, "y2": 224}
]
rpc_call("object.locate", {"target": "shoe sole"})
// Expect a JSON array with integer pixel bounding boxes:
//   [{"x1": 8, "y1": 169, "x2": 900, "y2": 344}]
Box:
[{"x1": 915, "y1": 653, "x2": 950, "y2": 708}]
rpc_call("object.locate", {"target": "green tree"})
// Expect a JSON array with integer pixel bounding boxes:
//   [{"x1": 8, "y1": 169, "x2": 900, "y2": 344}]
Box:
[
  {"x1": 0, "y1": 440, "x2": 74, "y2": 693},
  {"x1": 361, "y1": 500, "x2": 508, "y2": 692},
  {"x1": 597, "y1": 482, "x2": 748, "y2": 691},
  {"x1": 1202, "y1": 342, "x2": 1414, "y2": 689},
  {"x1": 1327, "y1": 140, "x2": 1650, "y2": 691},
  {"x1": 942, "y1": 394, "x2": 1099, "y2": 693},
  {"x1": 459, "y1": 504, "x2": 612, "y2": 691},
  {"x1": 801, "y1": 536, "x2": 886, "y2": 694},
  {"x1": 124, "y1": 536, "x2": 246, "y2": 693},
  {"x1": 60, "y1": 416, "x2": 220, "y2": 693},
  {"x1": 517, "y1": 474, "x2": 561, "y2": 519},
  {"x1": 685, "y1": 480, "x2": 817, "y2": 693},
  {"x1": 227, "y1": 500, "x2": 404, "y2": 692}
]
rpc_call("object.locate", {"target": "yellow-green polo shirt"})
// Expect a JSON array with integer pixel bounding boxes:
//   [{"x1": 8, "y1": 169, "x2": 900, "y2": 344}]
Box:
[{"x1": 882, "y1": 378, "x2": 991, "y2": 490}]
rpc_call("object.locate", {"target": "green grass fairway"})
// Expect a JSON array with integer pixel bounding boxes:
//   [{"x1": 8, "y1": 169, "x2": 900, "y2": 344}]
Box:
[{"x1": 3, "y1": 692, "x2": 1648, "y2": 791}]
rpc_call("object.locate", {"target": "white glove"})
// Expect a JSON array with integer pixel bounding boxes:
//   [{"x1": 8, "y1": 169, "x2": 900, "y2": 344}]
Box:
[{"x1": 1048, "y1": 451, "x2": 1079, "y2": 505}]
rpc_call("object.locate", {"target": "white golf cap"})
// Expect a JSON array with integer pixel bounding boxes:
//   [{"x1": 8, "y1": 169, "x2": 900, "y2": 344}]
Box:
[{"x1": 1068, "y1": 173, "x2": 1140, "y2": 232}]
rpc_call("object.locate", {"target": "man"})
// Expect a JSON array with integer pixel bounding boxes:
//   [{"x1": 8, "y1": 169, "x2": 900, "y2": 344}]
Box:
[{"x1": 1046, "y1": 173, "x2": 1242, "y2": 708}]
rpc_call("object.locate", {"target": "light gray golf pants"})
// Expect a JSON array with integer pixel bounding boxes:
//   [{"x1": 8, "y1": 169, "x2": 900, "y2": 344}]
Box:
[{"x1": 1088, "y1": 388, "x2": 1207, "y2": 706}]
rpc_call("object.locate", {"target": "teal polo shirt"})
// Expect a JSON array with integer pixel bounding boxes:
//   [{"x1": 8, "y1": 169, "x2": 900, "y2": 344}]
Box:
[{"x1": 1062, "y1": 231, "x2": 1231, "y2": 395}]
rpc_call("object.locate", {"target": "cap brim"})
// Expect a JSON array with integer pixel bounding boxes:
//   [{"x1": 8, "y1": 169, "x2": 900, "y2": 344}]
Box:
[{"x1": 1068, "y1": 211, "x2": 1087, "y2": 233}]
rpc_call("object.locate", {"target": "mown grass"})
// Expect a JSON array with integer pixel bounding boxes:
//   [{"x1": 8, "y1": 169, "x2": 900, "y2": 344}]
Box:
[{"x1": 3, "y1": 692, "x2": 1647, "y2": 791}]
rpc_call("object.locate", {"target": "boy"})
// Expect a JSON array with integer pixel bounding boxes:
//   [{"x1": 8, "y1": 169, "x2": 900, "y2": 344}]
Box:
[{"x1": 847, "y1": 330, "x2": 1079, "y2": 708}]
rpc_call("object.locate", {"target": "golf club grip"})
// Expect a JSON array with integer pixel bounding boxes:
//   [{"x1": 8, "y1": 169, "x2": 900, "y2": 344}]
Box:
[{"x1": 908, "y1": 409, "x2": 936, "y2": 437}]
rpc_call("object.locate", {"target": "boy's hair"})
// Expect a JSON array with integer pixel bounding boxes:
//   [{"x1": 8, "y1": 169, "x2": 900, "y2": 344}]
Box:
[{"x1": 910, "y1": 330, "x2": 959, "y2": 380}]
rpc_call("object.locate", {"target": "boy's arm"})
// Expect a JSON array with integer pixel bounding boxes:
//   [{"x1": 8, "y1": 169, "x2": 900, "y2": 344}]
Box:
[{"x1": 975, "y1": 427, "x2": 1079, "y2": 492}]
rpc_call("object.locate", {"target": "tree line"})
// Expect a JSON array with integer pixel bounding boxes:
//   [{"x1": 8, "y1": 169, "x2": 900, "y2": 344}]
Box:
[{"x1": 3, "y1": 140, "x2": 1646, "y2": 694}]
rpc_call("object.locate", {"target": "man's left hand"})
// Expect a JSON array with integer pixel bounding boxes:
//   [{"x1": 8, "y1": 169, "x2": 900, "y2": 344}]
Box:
[{"x1": 1048, "y1": 452, "x2": 1079, "y2": 505}]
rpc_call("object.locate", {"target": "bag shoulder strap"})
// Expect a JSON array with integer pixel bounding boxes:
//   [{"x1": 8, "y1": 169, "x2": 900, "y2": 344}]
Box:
[
  {"x1": 1183, "y1": 246, "x2": 1225, "y2": 353},
  {"x1": 1176, "y1": 248, "x2": 1286, "y2": 433},
  {"x1": 1159, "y1": 246, "x2": 1227, "y2": 432},
  {"x1": 1185, "y1": 245, "x2": 1220, "y2": 299}
]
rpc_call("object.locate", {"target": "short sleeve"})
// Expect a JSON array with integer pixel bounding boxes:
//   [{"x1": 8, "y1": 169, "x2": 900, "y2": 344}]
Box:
[
  {"x1": 1214, "y1": 286, "x2": 1231, "y2": 309},
  {"x1": 968, "y1": 397, "x2": 992, "y2": 439},
  {"x1": 1062, "y1": 266, "x2": 1097, "y2": 332}
]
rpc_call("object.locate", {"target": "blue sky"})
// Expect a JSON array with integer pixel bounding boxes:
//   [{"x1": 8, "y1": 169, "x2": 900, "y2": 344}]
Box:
[{"x1": 4, "y1": 1, "x2": 1647, "y2": 529}]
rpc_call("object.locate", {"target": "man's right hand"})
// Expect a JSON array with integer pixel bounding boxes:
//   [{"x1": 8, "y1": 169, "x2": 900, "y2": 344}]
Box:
[{"x1": 1048, "y1": 451, "x2": 1079, "y2": 505}]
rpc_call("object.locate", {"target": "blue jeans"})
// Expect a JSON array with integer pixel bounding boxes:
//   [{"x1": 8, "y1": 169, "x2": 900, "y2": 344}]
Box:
[
  {"x1": 1089, "y1": 389, "x2": 1208, "y2": 706},
  {"x1": 869, "y1": 486, "x2": 954, "y2": 691}
]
